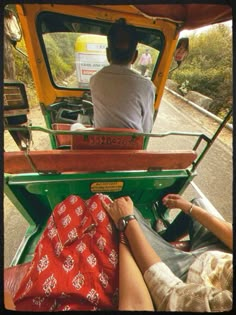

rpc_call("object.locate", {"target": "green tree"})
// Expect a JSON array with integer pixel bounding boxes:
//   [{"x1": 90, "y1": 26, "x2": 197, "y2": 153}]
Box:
[{"x1": 43, "y1": 33, "x2": 76, "y2": 84}]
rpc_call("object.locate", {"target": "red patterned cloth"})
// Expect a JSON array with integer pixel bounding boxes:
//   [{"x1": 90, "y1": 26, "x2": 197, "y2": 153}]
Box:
[{"x1": 13, "y1": 194, "x2": 119, "y2": 311}]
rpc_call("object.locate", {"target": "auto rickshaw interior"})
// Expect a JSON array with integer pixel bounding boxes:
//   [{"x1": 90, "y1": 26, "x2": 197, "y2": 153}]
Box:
[
  {"x1": 36, "y1": 11, "x2": 164, "y2": 150},
  {"x1": 4, "y1": 4, "x2": 232, "y2": 266}
]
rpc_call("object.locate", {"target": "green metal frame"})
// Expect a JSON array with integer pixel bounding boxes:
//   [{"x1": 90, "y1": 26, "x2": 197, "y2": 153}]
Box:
[
  {"x1": 5, "y1": 124, "x2": 209, "y2": 154},
  {"x1": 4, "y1": 168, "x2": 196, "y2": 265},
  {"x1": 4, "y1": 107, "x2": 232, "y2": 266}
]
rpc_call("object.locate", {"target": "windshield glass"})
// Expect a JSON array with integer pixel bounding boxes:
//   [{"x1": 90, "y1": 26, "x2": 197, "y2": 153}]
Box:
[{"x1": 38, "y1": 12, "x2": 164, "y2": 89}]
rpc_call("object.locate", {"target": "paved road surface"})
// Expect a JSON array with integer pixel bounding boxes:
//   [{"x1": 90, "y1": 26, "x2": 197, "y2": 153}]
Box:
[
  {"x1": 149, "y1": 91, "x2": 232, "y2": 223},
  {"x1": 3, "y1": 91, "x2": 232, "y2": 267}
]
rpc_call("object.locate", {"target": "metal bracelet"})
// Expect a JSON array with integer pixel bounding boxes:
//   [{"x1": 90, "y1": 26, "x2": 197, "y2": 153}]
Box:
[
  {"x1": 119, "y1": 232, "x2": 129, "y2": 245},
  {"x1": 187, "y1": 203, "x2": 194, "y2": 215}
]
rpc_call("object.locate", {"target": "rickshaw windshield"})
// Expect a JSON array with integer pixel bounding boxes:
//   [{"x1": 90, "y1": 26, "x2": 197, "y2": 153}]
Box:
[{"x1": 37, "y1": 12, "x2": 164, "y2": 89}]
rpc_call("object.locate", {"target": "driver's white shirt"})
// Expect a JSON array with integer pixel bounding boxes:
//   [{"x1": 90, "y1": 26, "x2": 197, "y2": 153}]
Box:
[{"x1": 90, "y1": 64, "x2": 156, "y2": 133}]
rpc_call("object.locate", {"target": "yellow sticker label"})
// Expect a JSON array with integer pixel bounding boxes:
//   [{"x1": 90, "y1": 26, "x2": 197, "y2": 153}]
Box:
[{"x1": 91, "y1": 182, "x2": 124, "y2": 193}]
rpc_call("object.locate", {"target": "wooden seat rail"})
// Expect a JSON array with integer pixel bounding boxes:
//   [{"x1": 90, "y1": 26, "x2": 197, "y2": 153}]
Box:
[{"x1": 4, "y1": 150, "x2": 197, "y2": 174}]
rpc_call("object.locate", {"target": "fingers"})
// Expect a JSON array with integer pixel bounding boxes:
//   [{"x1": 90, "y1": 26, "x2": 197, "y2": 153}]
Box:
[
  {"x1": 162, "y1": 194, "x2": 181, "y2": 208},
  {"x1": 163, "y1": 194, "x2": 179, "y2": 201},
  {"x1": 102, "y1": 196, "x2": 134, "y2": 220},
  {"x1": 124, "y1": 196, "x2": 131, "y2": 202},
  {"x1": 101, "y1": 199, "x2": 112, "y2": 211}
]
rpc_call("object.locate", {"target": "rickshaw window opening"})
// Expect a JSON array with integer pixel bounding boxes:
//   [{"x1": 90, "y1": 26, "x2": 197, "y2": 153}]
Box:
[{"x1": 36, "y1": 11, "x2": 164, "y2": 90}]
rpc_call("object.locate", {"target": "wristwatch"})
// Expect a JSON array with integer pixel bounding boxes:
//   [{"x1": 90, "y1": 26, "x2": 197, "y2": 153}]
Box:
[{"x1": 117, "y1": 215, "x2": 137, "y2": 232}]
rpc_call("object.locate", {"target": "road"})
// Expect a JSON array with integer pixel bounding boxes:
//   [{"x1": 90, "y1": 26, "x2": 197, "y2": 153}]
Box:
[
  {"x1": 3, "y1": 90, "x2": 232, "y2": 267},
  {"x1": 149, "y1": 90, "x2": 232, "y2": 223}
]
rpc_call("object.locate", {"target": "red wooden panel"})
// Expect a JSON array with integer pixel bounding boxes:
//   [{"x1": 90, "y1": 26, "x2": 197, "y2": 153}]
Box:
[
  {"x1": 52, "y1": 125, "x2": 144, "y2": 149},
  {"x1": 52, "y1": 123, "x2": 71, "y2": 147},
  {"x1": 4, "y1": 150, "x2": 197, "y2": 174},
  {"x1": 72, "y1": 132, "x2": 144, "y2": 150}
]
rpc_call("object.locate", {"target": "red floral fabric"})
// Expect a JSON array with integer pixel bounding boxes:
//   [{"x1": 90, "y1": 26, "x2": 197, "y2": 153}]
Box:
[{"x1": 13, "y1": 194, "x2": 119, "y2": 311}]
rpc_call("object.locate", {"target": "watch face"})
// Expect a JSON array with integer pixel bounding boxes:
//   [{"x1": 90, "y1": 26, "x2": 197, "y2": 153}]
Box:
[{"x1": 117, "y1": 218, "x2": 126, "y2": 231}]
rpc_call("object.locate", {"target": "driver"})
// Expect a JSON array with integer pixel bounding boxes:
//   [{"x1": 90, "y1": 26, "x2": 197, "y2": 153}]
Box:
[{"x1": 89, "y1": 18, "x2": 156, "y2": 133}]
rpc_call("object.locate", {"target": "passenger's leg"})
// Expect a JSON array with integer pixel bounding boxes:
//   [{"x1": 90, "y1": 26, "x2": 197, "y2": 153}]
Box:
[
  {"x1": 134, "y1": 197, "x2": 230, "y2": 282},
  {"x1": 134, "y1": 207, "x2": 195, "y2": 281},
  {"x1": 158, "y1": 211, "x2": 191, "y2": 242}
]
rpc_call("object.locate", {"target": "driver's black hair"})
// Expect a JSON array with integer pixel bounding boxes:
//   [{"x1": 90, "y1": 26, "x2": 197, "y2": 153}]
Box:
[{"x1": 107, "y1": 18, "x2": 138, "y2": 64}]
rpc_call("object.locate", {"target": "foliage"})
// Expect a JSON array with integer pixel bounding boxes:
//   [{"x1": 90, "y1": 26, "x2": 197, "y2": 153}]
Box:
[
  {"x1": 5, "y1": 5, "x2": 39, "y2": 107},
  {"x1": 14, "y1": 39, "x2": 31, "y2": 83},
  {"x1": 14, "y1": 38, "x2": 39, "y2": 107},
  {"x1": 170, "y1": 24, "x2": 232, "y2": 116},
  {"x1": 43, "y1": 33, "x2": 77, "y2": 84},
  {"x1": 10, "y1": 5, "x2": 77, "y2": 106}
]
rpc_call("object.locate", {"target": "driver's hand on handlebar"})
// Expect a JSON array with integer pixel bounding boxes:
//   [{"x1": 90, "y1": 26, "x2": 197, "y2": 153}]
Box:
[{"x1": 102, "y1": 196, "x2": 134, "y2": 226}]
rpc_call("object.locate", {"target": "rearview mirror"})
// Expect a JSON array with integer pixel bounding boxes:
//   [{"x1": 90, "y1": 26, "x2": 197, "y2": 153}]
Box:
[
  {"x1": 174, "y1": 37, "x2": 189, "y2": 66},
  {"x1": 169, "y1": 37, "x2": 189, "y2": 74}
]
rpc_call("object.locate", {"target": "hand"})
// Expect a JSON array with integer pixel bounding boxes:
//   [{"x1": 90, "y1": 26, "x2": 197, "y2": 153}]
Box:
[
  {"x1": 162, "y1": 194, "x2": 192, "y2": 213},
  {"x1": 102, "y1": 196, "x2": 134, "y2": 226}
]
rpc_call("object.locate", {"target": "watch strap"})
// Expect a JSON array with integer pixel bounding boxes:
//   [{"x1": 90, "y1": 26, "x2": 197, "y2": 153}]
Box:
[
  {"x1": 119, "y1": 214, "x2": 136, "y2": 232},
  {"x1": 123, "y1": 214, "x2": 136, "y2": 222}
]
